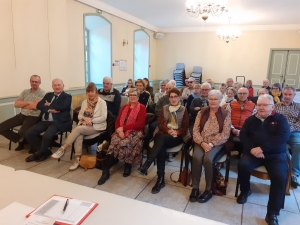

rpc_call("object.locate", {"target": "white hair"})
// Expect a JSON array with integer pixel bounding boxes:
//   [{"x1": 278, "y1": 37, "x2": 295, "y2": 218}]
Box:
[
  {"x1": 201, "y1": 82, "x2": 211, "y2": 89},
  {"x1": 103, "y1": 76, "x2": 112, "y2": 83},
  {"x1": 168, "y1": 80, "x2": 176, "y2": 88},
  {"x1": 208, "y1": 90, "x2": 223, "y2": 102},
  {"x1": 258, "y1": 94, "x2": 274, "y2": 105}
]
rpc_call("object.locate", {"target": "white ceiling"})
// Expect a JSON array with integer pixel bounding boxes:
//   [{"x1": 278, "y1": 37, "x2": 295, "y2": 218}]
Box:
[{"x1": 78, "y1": 0, "x2": 300, "y2": 32}]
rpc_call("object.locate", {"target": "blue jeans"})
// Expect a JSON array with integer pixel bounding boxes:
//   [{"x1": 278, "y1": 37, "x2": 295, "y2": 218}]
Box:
[{"x1": 287, "y1": 132, "x2": 300, "y2": 176}]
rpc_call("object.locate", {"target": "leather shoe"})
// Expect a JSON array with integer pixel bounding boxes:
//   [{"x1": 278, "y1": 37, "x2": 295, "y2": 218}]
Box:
[
  {"x1": 198, "y1": 190, "x2": 212, "y2": 203},
  {"x1": 151, "y1": 174, "x2": 165, "y2": 194},
  {"x1": 25, "y1": 154, "x2": 41, "y2": 162},
  {"x1": 237, "y1": 189, "x2": 252, "y2": 204},
  {"x1": 291, "y1": 176, "x2": 300, "y2": 189},
  {"x1": 123, "y1": 163, "x2": 132, "y2": 177},
  {"x1": 98, "y1": 169, "x2": 110, "y2": 185},
  {"x1": 265, "y1": 213, "x2": 279, "y2": 225},
  {"x1": 28, "y1": 147, "x2": 36, "y2": 154},
  {"x1": 15, "y1": 142, "x2": 25, "y2": 151},
  {"x1": 189, "y1": 188, "x2": 200, "y2": 202},
  {"x1": 35, "y1": 150, "x2": 52, "y2": 162}
]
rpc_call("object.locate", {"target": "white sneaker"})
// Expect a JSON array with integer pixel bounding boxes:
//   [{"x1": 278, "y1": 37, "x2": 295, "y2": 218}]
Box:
[
  {"x1": 69, "y1": 158, "x2": 80, "y2": 171},
  {"x1": 51, "y1": 147, "x2": 65, "y2": 159},
  {"x1": 167, "y1": 153, "x2": 174, "y2": 162}
]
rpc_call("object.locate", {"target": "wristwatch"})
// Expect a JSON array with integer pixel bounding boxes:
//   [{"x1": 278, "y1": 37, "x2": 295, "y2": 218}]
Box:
[{"x1": 208, "y1": 143, "x2": 214, "y2": 147}]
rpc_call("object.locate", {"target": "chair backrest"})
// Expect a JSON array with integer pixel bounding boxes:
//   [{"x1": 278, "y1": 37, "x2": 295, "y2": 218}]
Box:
[
  {"x1": 192, "y1": 66, "x2": 202, "y2": 74},
  {"x1": 105, "y1": 111, "x2": 116, "y2": 142},
  {"x1": 176, "y1": 63, "x2": 185, "y2": 70},
  {"x1": 120, "y1": 96, "x2": 128, "y2": 108}
]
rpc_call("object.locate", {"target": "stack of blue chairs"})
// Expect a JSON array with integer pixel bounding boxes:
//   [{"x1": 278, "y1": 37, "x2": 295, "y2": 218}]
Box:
[
  {"x1": 190, "y1": 66, "x2": 202, "y2": 84},
  {"x1": 173, "y1": 63, "x2": 186, "y2": 89}
]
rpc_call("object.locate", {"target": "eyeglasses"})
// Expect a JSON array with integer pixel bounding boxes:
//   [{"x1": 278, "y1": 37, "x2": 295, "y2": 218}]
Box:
[
  {"x1": 257, "y1": 104, "x2": 273, "y2": 107},
  {"x1": 201, "y1": 89, "x2": 210, "y2": 91},
  {"x1": 272, "y1": 87, "x2": 279, "y2": 90},
  {"x1": 128, "y1": 94, "x2": 138, "y2": 97},
  {"x1": 238, "y1": 93, "x2": 248, "y2": 95},
  {"x1": 209, "y1": 98, "x2": 219, "y2": 101},
  {"x1": 188, "y1": 81, "x2": 194, "y2": 83},
  {"x1": 169, "y1": 95, "x2": 179, "y2": 99}
]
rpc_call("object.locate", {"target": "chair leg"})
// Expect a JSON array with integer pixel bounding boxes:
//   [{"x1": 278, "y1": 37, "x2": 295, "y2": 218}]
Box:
[
  {"x1": 70, "y1": 143, "x2": 75, "y2": 160},
  {"x1": 225, "y1": 153, "x2": 231, "y2": 183},
  {"x1": 9, "y1": 140, "x2": 12, "y2": 150},
  {"x1": 235, "y1": 175, "x2": 240, "y2": 197},
  {"x1": 59, "y1": 133, "x2": 63, "y2": 146},
  {"x1": 285, "y1": 158, "x2": 291, "y2": 195}
]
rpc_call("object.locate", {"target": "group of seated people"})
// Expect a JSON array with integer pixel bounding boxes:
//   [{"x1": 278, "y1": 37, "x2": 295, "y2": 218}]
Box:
[{"x1": 0, "y1": 75, "x2": 299, "y2": 225}]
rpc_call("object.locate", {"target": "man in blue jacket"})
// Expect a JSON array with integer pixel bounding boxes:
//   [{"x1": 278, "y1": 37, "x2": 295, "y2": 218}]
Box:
[
  {"x1": 237, "y1": 94, "x2": 290, "y2": 225},
  {"x1": 25, "y1": 79, "x2": 72, "y2": 162}
]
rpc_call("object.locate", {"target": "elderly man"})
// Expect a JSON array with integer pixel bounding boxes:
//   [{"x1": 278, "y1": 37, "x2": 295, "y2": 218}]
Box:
[
  {"x1": 189, "y1": 83, "x2": 211, "y2": 122},
  {"x1": 154, "y1": 79, "x2": 168, "y2": 103},
  {"x1": 25, "y1": 79, "x2": 72, "y2": 162},
  {"x1": 0, "y1": 75, "x2": 45, "y2": 150},
  {"x1": 263, "y1": 79, "x2": 271, "y2": 91},
  {"x1": 275, "y1": 86, "x2": 300, "y2": 188},
  {"x1": 181, "y1": 77, "x2": 195, "y2": 101},
  {"x1": 237, "y1": 94, "x2": 290, "y2": 225},
  {"x1": 226, "y1": 78, "x2": 234, "y2": 89},
  {"x1": 206, "y1": 79, "x2": 215, "y2": 89},
  {"x1": 226, "y1": 87, "x2": 256, "y2": 156},
  {"x1": 251, "y1": 88, "x2": 269, "y2": 105},
  {"x1": 98, "y1": 77, "x2": 121, "y2": 118}
]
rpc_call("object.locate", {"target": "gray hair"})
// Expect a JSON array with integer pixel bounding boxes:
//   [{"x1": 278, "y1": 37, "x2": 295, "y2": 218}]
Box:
[
  {"x1": 201, "y1": 82, "x2": 211, "y2": 89},
  {"x1": 257, "y1": 88, "x2": 269, "y2": 95},
  {"x1": 128, "y1": 88, "x2": 140, "y2": 97},
  {"x1": 258, "y1": 94, "x2": 274, "y2": 105},
  {"x1": 283, "y1": 86, "x2": 296, "y2": 93},
  {"x1": 160, "y1": 79, "x2": 169, "y2": 85},
  {"x1": 188, "y1": 77, "x2": 195, "y2": 82},
  {"x1": 103, "y1": 76, "x2": 112, "y2": 84},
  {"x1": 168, "y1": 80, "x2": 176, "y2": 88},
  {"x1": 233, "y1": 82, "x2": 243, "y2": 88},
  {"x1": 208, "y1": 90, "x2": 223, "y2": 102},
  {"x1": 226, "y1": 87, "x2": 236, "y2": 95}
]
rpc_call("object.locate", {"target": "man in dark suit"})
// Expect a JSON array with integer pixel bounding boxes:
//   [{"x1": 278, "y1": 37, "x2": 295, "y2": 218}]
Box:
[{"x1": 25, "y1": 79, "x2": 72, "y2": 162}]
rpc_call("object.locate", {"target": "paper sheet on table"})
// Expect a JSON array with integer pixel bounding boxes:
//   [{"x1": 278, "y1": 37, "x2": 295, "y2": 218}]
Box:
[
  {"x1": 23, "y1": 215, "x2": 56, "y2": 225},
  {"x1": 0, "y1": 202, "x2": 34, "y2": 225},
  {"x1": 26, "y1": 195, "x2": 98, "y2": 225}
]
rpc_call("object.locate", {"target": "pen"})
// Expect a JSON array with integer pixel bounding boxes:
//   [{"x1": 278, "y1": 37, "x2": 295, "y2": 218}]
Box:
[{"x1": 63, "y1": 199, "x2": 69, "y2": 213}]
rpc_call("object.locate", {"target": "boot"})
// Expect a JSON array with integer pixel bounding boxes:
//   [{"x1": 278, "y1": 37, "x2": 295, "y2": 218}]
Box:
[
  {"x1": 98, "y1": 169, "x2": 110, "y2": 185},
  {"x1": 15, "y1": 141, "x2": 25, "y2": 151},
  {"x1": 152, "y1": 172, "x2": 165, "y2": 194},
  {"x1": 123, "y1": 163, "x2": 132, "y2": 177},
  {"x1": 138, "y1": 160, "x2": 153, "y2": 176}
]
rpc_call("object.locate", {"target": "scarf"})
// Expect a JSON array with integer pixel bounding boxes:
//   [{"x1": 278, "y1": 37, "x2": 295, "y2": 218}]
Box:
[
  {"x1": 167, "y1": 103, "x2": 181, "y2": 129},
  {"x1": 83, "y1": 97, "x2": 98, "y2": 118},
  {"x1": 271, "y1": 91, "x2": 281, "y2": 103},
  {"x1": 119, "y1": 102, "x2": 141, "y2": 137},
  {"x1": 226, "y1": 96, "x2": 235, "y2": 103},
  {"x1": 192, "y1": 93, "x2": 201, "y2": 99}
]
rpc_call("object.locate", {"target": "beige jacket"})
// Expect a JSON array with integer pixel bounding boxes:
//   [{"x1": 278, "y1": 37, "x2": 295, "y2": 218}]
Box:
[{"x1": 78, "y1": 97, "x2": 107, "y2": 131}]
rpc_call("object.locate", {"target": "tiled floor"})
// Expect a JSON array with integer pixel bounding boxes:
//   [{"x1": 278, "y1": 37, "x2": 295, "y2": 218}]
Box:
[{"x1": 0, "y1": 135, "x2": 299, "y2": 225}]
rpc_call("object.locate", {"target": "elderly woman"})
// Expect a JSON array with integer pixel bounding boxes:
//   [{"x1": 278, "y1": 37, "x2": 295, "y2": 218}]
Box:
[
  {"x1": 154, "y1": 79, "x2": 168, "y2": 103},
  {"x1": 270, "y1": 83, "x2": 283, "y2": 103},
  {"x1": 135, "y1": 79, "x2": 151, "y2": 106},
  {"x1": 138, "y1": 88, "x2": 190, "y2": 194},
  {"x1": 189, "y1": 90, "x2": 231, "y2": 203},
  {"x1": 186, "y1": 83, "x2": 202, "y2": 114},
  {"x1": 51, "y1": 82, "x2": 107, "y2": 171},
  {"x1": 121, "y1": 78, "x2": 134, "y2": 96},
  {"x1": 98, "y1": 88, "x2": 146, "y2": 185}
]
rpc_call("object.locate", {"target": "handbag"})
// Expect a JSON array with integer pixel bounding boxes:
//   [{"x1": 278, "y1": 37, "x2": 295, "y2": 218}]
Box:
[
  {"x1": 170, "y1": 167, "x2": 192, "y2": 187},
  {"x1": 79, "y1": 155, "x2": 97, "y2": 171},
  {"x1": 212, "y1": 164, "x2": 227, "y2": 196}
]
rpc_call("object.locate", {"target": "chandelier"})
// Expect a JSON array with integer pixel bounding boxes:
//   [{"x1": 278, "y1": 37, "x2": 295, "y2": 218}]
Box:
[
  {"x1": 217, "y1": 18, "x2": 241, "y2": 43},
  {"x1": 186, "y1": 0, "x2": 227, "y2": 22}
]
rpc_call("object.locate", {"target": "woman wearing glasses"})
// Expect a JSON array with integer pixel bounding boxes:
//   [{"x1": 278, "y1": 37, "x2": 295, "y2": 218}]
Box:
[
  {"x1": 121, "y1": 78, "x2": 134, "y2": 96},
  {"x1": 270, "y1": 83, "x2": 283, "y2": 103},
  {"x1": 138, "y1": 88, "x2": 190, "y2": 194},
  {"x1": 98, "y1": 88, "x2": 147, "y2": 185},
  {"x1": 190, "y1": 90, "x2": 231, "y2": 203}
]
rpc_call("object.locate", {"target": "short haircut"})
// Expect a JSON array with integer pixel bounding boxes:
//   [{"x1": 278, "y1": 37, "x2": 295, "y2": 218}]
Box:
[
  {"x1": 103, "y1": 76, "x2": 112, "y2": 83},
  {"x1": 168, "y1": 80, "x2": 177, "y2": 88},
  {"x1": 135, "y1": 79, "x2": 145, "y2": 87},
  {"x1": 208, "y1": 90, "x2": 223, "y2": 101},
  {"x1": 246, "y1": 80, "x2": 252, "y2": 86},
  {"x1": 188, "y1": 77, "x2": 195, "y2": 82},
  {"x1": 30, "y1": 74, "x2": 41, "y2": 82},
  {"x1": 258, "y1": 94, "x2": 274, "y2": 105},
  {"x1": 160, "y1": 79, "x2": 168, "y2": 85},
  {"x1": 272, "y1": 83, "x2": 282, "y2": 91},
  {"x1": 283, "y1": 86, "x2": 296, "y2": 93},
  {"x1": 201, "y1": 82, "x2": 211, "y2": 89},
  {"x1": 220, "y1": 83, "x2": 226, "y2": 88},
  {"x1": 168, "y1": 88, "x2": 180, "y2": 97},
  {"x1": 226, "y1": 87, "x2": 237, "y2": 95},
  {"x1": 86, "y1": 82, "x2": 97, "y2": 92},
  {"x1": 194, "y1": 83, "x2": 201, "y2": 89},
  {"x1": 128, "y1": 88, "x2": 140, "y2": 97},
  {"x1": 233, "y1": 82, "x2": 243, "y2": 88},
  {"x1": 258, "y1": 88, "x2": 269, "y2": 95}
]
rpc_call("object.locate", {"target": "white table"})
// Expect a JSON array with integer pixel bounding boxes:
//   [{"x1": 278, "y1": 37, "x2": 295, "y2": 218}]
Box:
[{"x1": 0, "y1": 165, "x2": 226, "y2": 225}]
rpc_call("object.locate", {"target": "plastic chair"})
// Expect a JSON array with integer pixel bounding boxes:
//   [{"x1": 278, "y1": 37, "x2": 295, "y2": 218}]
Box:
[
  {"x1": 190, "y1": 66, "x2": 202, "y2": 84},
  {"x1": 8, "y1": 125, "x2": 22, "y2": 150}
]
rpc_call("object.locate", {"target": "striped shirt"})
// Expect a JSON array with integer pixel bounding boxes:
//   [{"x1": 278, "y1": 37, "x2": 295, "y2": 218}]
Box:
[{"x1": 274, "y1": 101, "x2": 300, "y2": 132}]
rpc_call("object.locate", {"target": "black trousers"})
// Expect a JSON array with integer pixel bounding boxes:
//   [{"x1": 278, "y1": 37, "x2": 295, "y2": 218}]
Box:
[
  {"x1": 25, "y1": 121, "x2": 60, "y2": 155},
  {"x1": 149, "y1": 133, "x2": 183, "y2": 174},
  {"x1": 0, "y1": 113, "x2": 39, "y2": 143},
  {"x1": 238, "y1": 153, "x2": 287, "y2": 215}
]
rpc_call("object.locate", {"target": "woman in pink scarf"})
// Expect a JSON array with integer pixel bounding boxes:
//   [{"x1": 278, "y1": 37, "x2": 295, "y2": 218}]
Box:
[{"x1": 98, "y1": 88, "x2": 147, "y2": 185}]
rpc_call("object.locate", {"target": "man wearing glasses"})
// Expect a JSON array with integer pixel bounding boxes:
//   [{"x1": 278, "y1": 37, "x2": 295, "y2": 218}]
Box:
[
  {"x1": 274, "y1": 86, "x2": 300, "y2": 189},
  {"x1": 0, "y1": 75, "x2": 45, "y2": 151},
  {"x1": 181, "y1": 77, "x2": 195, "y2": 101},
  {"x1": 226, "y1": 87, "x2": 256, "y2": 156},
  {"x1": 237, "y1": 94, "x2": 290, "y2": 225}
]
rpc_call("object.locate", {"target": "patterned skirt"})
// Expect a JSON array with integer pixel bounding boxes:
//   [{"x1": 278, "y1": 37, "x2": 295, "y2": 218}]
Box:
[{"x1": 107, "y1": 131, "x2": 144, "y2": 164}]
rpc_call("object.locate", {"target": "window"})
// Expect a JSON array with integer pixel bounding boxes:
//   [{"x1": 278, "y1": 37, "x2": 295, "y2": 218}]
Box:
[
  {"x1": 84, "y1": 14, "x2": 112, "y2": 86},
  {"x1": 134, "y1": 30, "x2": 150, "y2": 80}
]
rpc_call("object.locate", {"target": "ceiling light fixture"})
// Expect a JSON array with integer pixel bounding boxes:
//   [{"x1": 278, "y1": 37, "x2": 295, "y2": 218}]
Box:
[
  {"x1": 217, "y1": 17, "x2": 240, "y2": 43},
  {"x1": 186, "y1": 0, "x2": 227, "y2": 22}
]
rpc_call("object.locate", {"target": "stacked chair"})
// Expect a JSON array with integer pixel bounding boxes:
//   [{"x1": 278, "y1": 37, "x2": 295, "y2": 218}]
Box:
[
  {"x1": 173, "y1": 63, "x2": 186, "y2": 89},
  {"x1": 190, "y1": 66, "x2": 202, "y2": 84}
]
